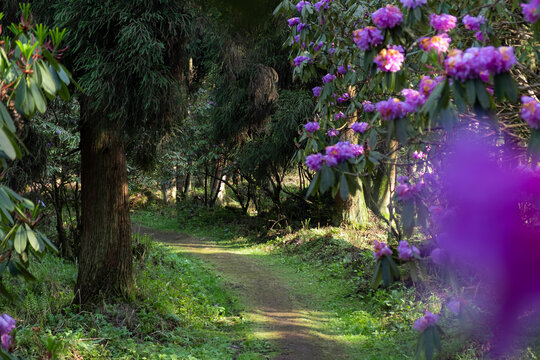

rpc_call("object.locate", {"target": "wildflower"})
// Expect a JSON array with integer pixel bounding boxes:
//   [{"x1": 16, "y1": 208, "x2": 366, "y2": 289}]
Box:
[
  {"x1": 521, "y1": 96, "x2": 540, "y2": 129},
  {"x1": 288, "y1": 17, "x2": 300, "y2": 27},
  {"x1": 397, "y1": 241, "x2": 420, "y2": 261},
  {"x1": 296, "y1": 0, "x2": 311, "y2": 12},
  {"x1": 362, "y1": 100, "x2": 375, "y2": 112},
  {"x1": 312, "y1": 86, "x2": 323, "y2": 97},
  {"x1": 373, "y1": 240, "x2": 392, "y2": 259},
  {"x1": 521, "y1": 0, "x2": 540, "y2": 23},
  {"x1": 352, "y1": 27, "x2": 384, "y2": 51},
  {"x1": 372, "y1": 5, "x2": 403, "y2": 29},
  {"x1": 338, "y1": 65, "x2": 348, "y2": 75},
  {"x1": 304, "y1": 121, "x2": 320, "y2": 133},
  {"x1": 463, "y1": 15, "x2": 486, "y2": 31},
  {"x1": 400, "y1": 0, "x2": 427, "y2": 9},
  {"x1": 413, "y1": 311, "x2": 439, "y2": 332},
  {"x1": 374, "y1": 45, "x2": 405, "y2": 72},
  {"x1": 305, "y1": 153, "x2": 324, "y2": 171},
  {"x1": 351, "y1": 122, "x2": 369, "y2": 133},
  {"x1": 322, "y1": 73, "x2": 336, "y2": 83},
  {"x1": 430, "y1": 13, "x2": 457, "y2": 33}
]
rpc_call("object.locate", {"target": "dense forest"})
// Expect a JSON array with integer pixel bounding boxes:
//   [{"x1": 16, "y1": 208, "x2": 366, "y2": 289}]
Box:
[{"x1": 0, "y1": 0, "x2": 538, "y2": 359}]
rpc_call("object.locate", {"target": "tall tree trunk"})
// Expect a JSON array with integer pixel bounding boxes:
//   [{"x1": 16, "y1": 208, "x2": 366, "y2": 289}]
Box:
[
  {"x1": 333, "y1": 86, "x2": 369, "y2": 228},
  {"x1": 74, "y1": 102, "x2": 134, "y2": 304}
]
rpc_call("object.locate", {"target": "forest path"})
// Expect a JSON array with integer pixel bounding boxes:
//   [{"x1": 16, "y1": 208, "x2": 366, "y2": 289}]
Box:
[{"x1": 133, "y1": 224, "x2": 346, "y2": 360}]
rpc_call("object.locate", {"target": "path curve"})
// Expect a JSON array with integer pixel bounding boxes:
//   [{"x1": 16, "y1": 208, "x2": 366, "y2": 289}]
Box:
[{"x1": 133, "y1": 224, "x2": 345, "y2": 360}]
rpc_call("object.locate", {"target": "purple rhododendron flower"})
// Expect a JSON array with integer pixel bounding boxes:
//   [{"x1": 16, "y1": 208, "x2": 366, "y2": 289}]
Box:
[
  {"x1": 397, "y1": 241, "x2": 420, "y2": 261},
  {"x1": 372, "y1": 5, "x2": 403, "y2": 29},
  {"x1": 337, "y1": 93, "x2": 350, "y2": 103},
  {"x1": 373, "y1": 240, "x2": 392, "y2": 259},
  {"x1": 445, "y1": 46, "x2": 517, "y2": 82},
  {"x1": 419, "y1": 34, "x2": 452, "y2": 54},
  {"x1": 396, "y1": 183, "x2": 416, "y2": 200},
  {"x1": 293, "y1": 55, "x2": 310, "y2": 67},
  {"x1": 338, "y1": 65, "x2": 348, "y2": 75},
  {"x1": 297, "y1": 22, "x2": 308, "y2": 32},
  {"x1": 323, "y1": 141, "x2": 362, "y2": 167},
  {"x1": 413, "y1": 311, "x2": 439, "y2": 332},
  {"x1": 376, "y1": 97, "x2": 407, "y2": 121},
  {"x1": 288, "y1": 17, "x2": 300, "y2": 27},
  {"x1": 521, "y1": 0, "x2": 540, "y2": 23},
  {"x1": 322, "y1": 73, "x2": 336, "y2": 83},
  {"x1": 296, "y1": 0, "x2": 311, "y2": 12},
  {"x1": 402, "y1": 88, "x2": 426, "y2": 112},
  {"x1": 436, "y1": 137, "x2": 540, "y2": 354},
  {"x1": 352, "y1": 27, "x2": 384, "y2": 51},
  {"x1": 374, "y1": 45, "x2": 405, "y2": 72},
  {"x1": 430, "y1": 13, "x2": 457, "y2": 33},
  {"x1": 0, "y1": 314, "x2": 15, "y2": 351},
  {"x1": 413, "y1": 150, "x2": 426, "y2": 159},
  {"x1": 521, "y1": 96, "x2": 540, "y2": 129},
  {"x1": 362, "y1": 100, "x2": 375, "y2": 113},
  {"x1": 314, "y1": 41, "x2": 324, "y2": 51},
  {"x1": 305, "y1": 153, "x2": 324, "y2": 171},
  {"x1": 400, "y1": 0, "x2": 427, "y2": 9},
  {"x1": 418, "y1": 76, "x2": 444, "y2": 98},
  {"x1": 327, "y1": 128, "x2": 339, "y2": 137},
  {"x1": 351, "y1": 122, "x2": 369, "y2": 133},
  {"x1": 334, "y1": 111, "x2": 345, "y2": 120},
  {"x1": 475, "y1": 31, "x2": 485, "y2": 41},
  {"x1": 304, "y1": 121, "x2": 320, "y2": 133},
  {"x1": 463, "y1": 14, "x2": 486, "y2": 31},
  {"x1": 312, "y1": 86, "x2": 322, "y2": 97}
]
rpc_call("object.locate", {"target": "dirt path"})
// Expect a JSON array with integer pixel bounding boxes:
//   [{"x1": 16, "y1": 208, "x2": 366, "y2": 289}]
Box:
[{"x1": 133, "y1": 224, "x2": 345, "y2": 360}]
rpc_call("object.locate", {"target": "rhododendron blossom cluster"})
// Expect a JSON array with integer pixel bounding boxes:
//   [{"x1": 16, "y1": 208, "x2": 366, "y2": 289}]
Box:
[
  {"x1": 0, "y1": 314, "x2": 15, "y2": 351},
  {"x1": 419, "y1": 34, "x2": 451, "y2": 54},
  {"x1": 462, "y1": 14, "x2": 486, "y2": 31},
  {"x1": 444, "y1": 46, "x2": 517, "y2": 82},
  {"x1": 372, "y1": 5, "x2": 403, "y2": 29},
  {"x1": 413, "y1": 311, "x2": 439, "y2": 332},
  {"x1": 305, "y1": 141, "x2": 364, "y2": 170},
  {"x1": 397, "y1": 241, "x2": 420, "y2": 261},
  {"x1": 376, "y1": 97, "x2": 408, "y2": 120},
  {"x1": 399, "y1": 0, "x2": 427, "y2": 9},
  {"x1": 351, "y1": 122, "x2": 369, "y2": 133},
  {"x1": 429, "y1": 13, "x2": 457, "y2": 33},
  {"x1": 418, "y1": 76, "x2": 444, "y2": 98},
  {"x1": 374, "y1": 45, "x2": 405, "y2": 72},
  {"x1": 373, "y1": 240, "x2": 392, "y2": 259},
  {"x1": 352, "y1": 27, "x2": 384, "y2": 51},
  {"x1": 304, "y1": 121, "x2": 320, "y2": 133},
  {"x1": 362, "y1": 100, "x2": 375, "y2": 112},
  {"x1": 521, "y1": 0, "x2": 540, "y2": 23},
  {"x1": 521, "y1": 96, "x2": 540, "y2": 129}
]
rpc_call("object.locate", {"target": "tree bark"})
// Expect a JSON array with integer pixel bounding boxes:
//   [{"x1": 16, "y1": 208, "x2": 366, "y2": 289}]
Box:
[{"x1": 74, "y1": 101, "x2": 134, "y2": 304}]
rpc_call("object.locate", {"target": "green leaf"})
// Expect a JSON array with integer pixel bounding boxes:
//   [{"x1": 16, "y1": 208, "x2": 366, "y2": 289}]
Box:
[
  {"x1": 502, "y1": 71, "x2": 518, "y2": 102},
  {"x1": 395, "y1": 118, "x2": 408, "y2": 145},
  {"x1": 30, "y1": 79, "x2": 47, "y2": 113},
  {"x1": 372, "y1": 258, "x2": 382, "y2": 288},
  {"x1": 38, "y1": 62, "x2": 57, "y2": 96},
  {"x1": 0, "y1": 126, "x2": 17, "y2": 160},
  {"x1": 25, "y1": 224, "x2": 42, "y2": 252},
  {"x1": 320, "y1": 165, "x2": 334, "y2": 194},
  {"x1": 58, "y1": 65, "x2": 70, "y2": 84},
  {"x1": 305, "y1": 171, "x2": 320, "y2": 199},
  {"x1": 0, "y1": 102, "x2": 15, "y2": 133},
  {"x1": 14, "y1": 78, "x2": 27, "y2": 114},
  {"x1": 14, "y1": 225, "x2": 26, "y2": 253},
  {"x1": 381, "y1": 256, "x2": 391, "y2": 286},
  {"x1": 451, "y1": 81, "x2": 467, "y2": 112},
  {"x1": 402, "y1": 200, "x2": 415, "y2": 237},
  {"x1": 475, "y1": 79, "x2": 491, "y2": 109},
  {"x1": 424, "y1": 327, "x2": 435, "y2": 360},
  {"x1": 465, "y1": 80, "x2": 476, "y2": 105},
  {"x1": 528, "y1": 129, "x2": 540, "y2": 157}
]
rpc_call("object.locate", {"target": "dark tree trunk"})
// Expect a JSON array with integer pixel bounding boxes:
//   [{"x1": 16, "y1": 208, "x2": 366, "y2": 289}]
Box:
[{"x1": 74, "y1": 102, "x2": 134, "y2": 304}]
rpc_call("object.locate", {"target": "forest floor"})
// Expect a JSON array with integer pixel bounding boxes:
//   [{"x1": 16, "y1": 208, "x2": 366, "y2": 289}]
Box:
[{"x1": 133, "y1": 224, "x2": 345, "y2": 360}]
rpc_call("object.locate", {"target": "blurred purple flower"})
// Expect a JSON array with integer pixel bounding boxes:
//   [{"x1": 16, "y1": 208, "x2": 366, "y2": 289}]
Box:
[
  {"x1": 430, "y1": 13, "x2": 457, "y2": 33},
  {"x1": 362, "y1": 100, "x2": 375, "y2": 113},
  {"x1": 327, "y1": 128, "x2": 339, "y2": 137},
  {"x1": 521, "y1": 0, "x2": 540, "y2": 23},
  {"x1": 413, "y1": 311, "x2": 439, "y2": 332},
  {"x1": 397, "y1": 241, "x2": 420, "y2": 261},
  {"x1": 312, "y1": 86, "x2": 322, "y2": 97},
  {"x1": 521, "y1": 96, "x2": 540, "y2": 129},
  {"x1": 322, "y1": 73, "x2": 336, "y2": 83},
  {"x1": 351, "y1": 122, "x2": 369, "y2": 134},
  {"x1": 288, "y1": 17, "x2": 300, "y2": 27},
  {"x1": 305, "y1": 153, "x2": 324, "y2": 171},
  {"x1": 304, "y1": 121, "x2": 320, "y2": 133},
  {"x1": 372, "y1": 5, "x2": 403, "y2": 29},
  {"x1": 463, "y1": 14, "x2": 486, "y2": 31},
  {"x1": 296, "y1": 0, "x2": 311, "y2": 12},
  {"x1": 373, "y1": 240, "x2": 392, "y2": 259},
  {"x1": 400, "y1": 0, "x2": 427, "y2": 9}
]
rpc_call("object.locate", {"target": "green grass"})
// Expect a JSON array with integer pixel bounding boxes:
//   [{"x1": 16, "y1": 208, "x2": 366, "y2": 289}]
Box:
[
  {"x1": 133, "y1": 204, "x2": 540, "y2": 360},
  {"x1": 1, "y1": 232, "x2": 270, "y2": 359}
]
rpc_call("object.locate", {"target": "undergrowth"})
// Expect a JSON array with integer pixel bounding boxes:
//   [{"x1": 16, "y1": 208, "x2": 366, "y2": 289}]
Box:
[{"x1": 0, "y1": 233, "x2": 270, "y2": 359}]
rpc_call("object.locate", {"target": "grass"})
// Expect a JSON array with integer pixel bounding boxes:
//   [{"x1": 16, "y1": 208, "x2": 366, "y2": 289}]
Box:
[
  {"x1": 133, "y1": 203, "x2": 540, "y2": 360},
  {"x1": 1, "y1": 232, "x2": 271, "y2": 359}
]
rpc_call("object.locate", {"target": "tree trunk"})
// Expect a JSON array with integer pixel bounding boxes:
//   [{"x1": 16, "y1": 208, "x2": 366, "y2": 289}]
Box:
[
  {"x1": 333, "y1": 86, "x2": 370, "y2": 228},
  {"x1": 74, "y1": 102, "x2": 134, "y2": 304}
]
